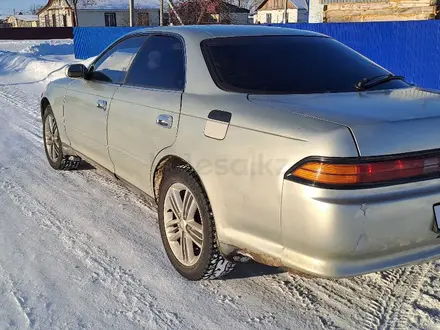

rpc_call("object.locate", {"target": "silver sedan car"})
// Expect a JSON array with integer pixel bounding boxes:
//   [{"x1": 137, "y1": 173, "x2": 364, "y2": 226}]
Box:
[{"x1": 41, "y1": 25, "x2": 440, "y2": 280}]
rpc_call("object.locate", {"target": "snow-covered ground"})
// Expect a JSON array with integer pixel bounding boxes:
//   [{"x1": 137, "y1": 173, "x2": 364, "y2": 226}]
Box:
[{"x1": 0, "y1": 39, "x2": 439, "y2": 330}]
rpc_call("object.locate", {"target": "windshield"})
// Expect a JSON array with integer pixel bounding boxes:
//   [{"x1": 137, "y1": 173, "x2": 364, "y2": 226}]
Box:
[{"x1": 201, "y1": 36, "x2": 410, "y2": 94}]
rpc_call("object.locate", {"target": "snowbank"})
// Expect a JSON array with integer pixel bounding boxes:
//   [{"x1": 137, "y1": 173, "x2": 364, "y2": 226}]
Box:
[{"x1": 0, "y1": 40, "x2": 93, "y2": 84}]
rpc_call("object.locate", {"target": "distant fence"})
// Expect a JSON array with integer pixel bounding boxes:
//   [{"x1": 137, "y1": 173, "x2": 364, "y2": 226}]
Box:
[
  {"x1": 74, "y1": 21, "x2": 440, "y2": 90},
  {"x1": 74, "y1": 27, "x2": 146, "y2": 61},
  {"x1": 0, "y1": 27, "x2": 73, "y2": 40}
]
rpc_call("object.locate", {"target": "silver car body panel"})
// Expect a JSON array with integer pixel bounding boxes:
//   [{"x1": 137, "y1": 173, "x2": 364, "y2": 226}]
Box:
[
  {"x1": 108, "y1": 85, "x2": 182, "y2": 195},
  {"x1": 42, "y1": 25, "x2": 440, "y2": 277},
  {"x1": 250, "y1": 88, "x2": 440, "y2": 156}
]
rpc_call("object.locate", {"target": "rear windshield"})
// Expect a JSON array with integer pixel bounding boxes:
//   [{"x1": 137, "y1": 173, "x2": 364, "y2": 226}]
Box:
[{"x1": 201, "y1": 36, "x2": 409, "y2": 94}]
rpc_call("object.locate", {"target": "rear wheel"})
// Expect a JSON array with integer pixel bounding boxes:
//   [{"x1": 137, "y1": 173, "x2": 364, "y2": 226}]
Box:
[{"x1": 158, "y1": 165, "x2": 235, "y2": 280}]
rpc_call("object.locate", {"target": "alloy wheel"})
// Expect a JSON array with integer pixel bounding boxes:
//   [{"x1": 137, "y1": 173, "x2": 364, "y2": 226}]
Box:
[
  {"x1": 164, "y1": 183, "x2": 203, "y2": 267},
  {"x1": 44, "y1": 113, "x2": 61, "y2": 163}
]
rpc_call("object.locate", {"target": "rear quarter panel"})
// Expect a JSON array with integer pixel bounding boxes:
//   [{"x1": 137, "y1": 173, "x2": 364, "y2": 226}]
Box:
[{"x1": 153, "y1": 93, "x2": 359, "y2": 260}]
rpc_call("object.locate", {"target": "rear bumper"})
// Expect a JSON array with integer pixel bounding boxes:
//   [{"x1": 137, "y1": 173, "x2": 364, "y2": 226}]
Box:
[{"x1": 281, "y1": 178, "x2": 440, "y2": 277}]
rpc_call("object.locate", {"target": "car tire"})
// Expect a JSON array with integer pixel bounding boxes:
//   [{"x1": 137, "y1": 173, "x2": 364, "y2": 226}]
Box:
[
  {"x1": 158, "y1": 165, "x2": 235, "y2": 280},
  {"x1": 43, "y1": 105, "x2": 79, "y2": 170}
]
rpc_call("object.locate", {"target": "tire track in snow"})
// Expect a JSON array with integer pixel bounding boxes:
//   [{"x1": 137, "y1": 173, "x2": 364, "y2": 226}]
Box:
[
  {"x1": 391, "y1": 263, "x2": 440, "y2": 329},
  {"x1": 0, "y1": 178, "x2": 183, "y2": 329},
  {"x1": 265, "y1": 259, "x2": 437, "y2": 329},
  {"x1": 0, "y1": 85, "x2": 42, "y2": 143},
  {"x1": 0, "y1": 264, "x2": 34, "y2": 329},
  {"x1": 10, "y1": 291, "x2": 33, "y2": 328}
]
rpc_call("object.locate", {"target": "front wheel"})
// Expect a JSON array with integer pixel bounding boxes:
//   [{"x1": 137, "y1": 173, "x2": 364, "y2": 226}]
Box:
[
  {"x1": 43, "y1": 105, "x2": 65, "y2": 170},
  {"x1": 42, "y1": 105, "x2": 80, "y2": 170},
  {"x1": 158, "y1": 165, "x2": 235, "y2": 280}
]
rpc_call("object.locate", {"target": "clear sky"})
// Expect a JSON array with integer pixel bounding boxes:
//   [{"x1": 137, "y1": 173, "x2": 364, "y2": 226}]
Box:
[{"x1": 0, "y1": 0, "x2": 47, "y2": 15}]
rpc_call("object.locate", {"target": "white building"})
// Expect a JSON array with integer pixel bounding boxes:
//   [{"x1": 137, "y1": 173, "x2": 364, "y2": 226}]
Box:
[
  {"x1": 6, "y1": 15, "x2": 39, "y2": 28},
  {"x1": 38, "y1": 0, "x2": 160, "y2": 27},
  {"x1": 254, "y1": 0, "x2": 308, "y2": 24}
]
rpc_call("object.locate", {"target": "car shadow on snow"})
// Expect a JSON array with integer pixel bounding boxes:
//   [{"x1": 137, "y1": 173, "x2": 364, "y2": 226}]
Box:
[
  {"x1": 76, "y1": 161, "x2": 95, "y2": 171},
  {"x1": 223, "y1": 261, "x2": 285, "y2": 280}
]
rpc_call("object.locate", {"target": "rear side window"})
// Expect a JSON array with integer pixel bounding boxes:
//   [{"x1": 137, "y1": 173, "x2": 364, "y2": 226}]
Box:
[
  {"x1": 90, "y1": 36, "x2": 146, "y2": 84},
  {"x1": 125, "y1": 35, "x2": 185, "y2": 90},
  {"x1": 201, "y1": 36, "x2": 409, "y2": 94}
]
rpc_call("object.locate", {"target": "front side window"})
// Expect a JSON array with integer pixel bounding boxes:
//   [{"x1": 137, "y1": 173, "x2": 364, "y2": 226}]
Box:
[
  {"x1": 201, "y1": 36, "x2": 410, "y2": 94},
  {"x1": 125, "y1": 35, "x2": 185, "y2": 90},
  {"x1": 89, "y1": 37, "x2": 147, "y2": 84},
  {"x1": 105, "y1": 13, "x2": 117, "y2": 27}
]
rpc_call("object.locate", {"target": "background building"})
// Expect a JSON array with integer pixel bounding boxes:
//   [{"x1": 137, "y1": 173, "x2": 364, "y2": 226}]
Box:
[
  {"x1": 254, "y1": 0, "x2": 308, "y2": 23},
  {"x1": 308, "y1": 0, "x2": 437, "y2": 23},
  {"x1": 6, "y1": 14, "x2": 39, "y2": 27},
  {"x1": 38, "y1": 0, "x2": 160, "y2": 27}
]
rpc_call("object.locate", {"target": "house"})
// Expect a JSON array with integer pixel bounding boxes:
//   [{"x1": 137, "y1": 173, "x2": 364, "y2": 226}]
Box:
[
  {"x1": 308, "y1": 0, "x2": 437, "y2": 23},
  {"x1": 37, "y1": 0, "x2": 160, "y2": 27},
  {"x1": 207, "y1": 2, "x2": 250, "y2": 24},
  {"x1": 0, "y1": 16, "x2": 11, "y2": 28},
  {"x1": 6, "y1": 14, "x2": 39, "y2": 27},
  {"x1": 254, "y1": 0, "x2": 308, "y2": 24},
  {"x1": 37, "y1": 0, "x2": 76, "y2": 27}
]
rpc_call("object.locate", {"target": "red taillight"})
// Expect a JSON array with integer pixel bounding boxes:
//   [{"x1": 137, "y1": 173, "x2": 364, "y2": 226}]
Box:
[{"x1": 288, "y1": 154, "x2": 440, "y2": 188}]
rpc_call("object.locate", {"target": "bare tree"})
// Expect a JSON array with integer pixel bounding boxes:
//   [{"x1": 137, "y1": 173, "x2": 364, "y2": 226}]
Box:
[
  {"x1": 119, "y1": 3, "x2": 158, "y2": 26},
  {"x1": 226, "y1": 0, "x2": 260, "y2": 11},
  {"x1": 66, "y1": 0, "x2": 96, "y2": 27},
  {"x1": 169, "y1": 0, "x2": 234, "y2": 25},
  {"x1": 29, "y1": 4, "x2": 43, "y2": 15}
]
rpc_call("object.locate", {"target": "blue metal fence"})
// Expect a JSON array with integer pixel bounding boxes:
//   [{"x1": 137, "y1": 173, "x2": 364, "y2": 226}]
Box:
[
  {"x1": 74, "y1": 21, "x2": 440, "y2": 90},
  {"x1": 73, "y1": 27, "x2": 147, "y2": 61}
]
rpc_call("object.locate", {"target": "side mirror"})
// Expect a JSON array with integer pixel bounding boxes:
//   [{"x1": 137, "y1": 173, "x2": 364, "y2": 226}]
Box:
[{"x1": 67, "y1": 64, "x2": 88, "y2": 78}]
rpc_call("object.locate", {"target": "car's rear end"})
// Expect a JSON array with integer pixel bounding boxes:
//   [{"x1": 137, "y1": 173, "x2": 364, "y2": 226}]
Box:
[
  {"x1": 202, "y1": 30, "x2": 440, "y2": 277},
  {"x1": 248, "y1": 89, "x2": 440, "y2": 277},
  {"x1": 281, "y1": 147, "x2": 440, "y2": 277}
]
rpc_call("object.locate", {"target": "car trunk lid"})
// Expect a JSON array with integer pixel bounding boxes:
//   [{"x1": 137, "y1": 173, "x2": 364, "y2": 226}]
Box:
[{"x1": 249, "y1": 88, "x2": 440, "y2": 156}]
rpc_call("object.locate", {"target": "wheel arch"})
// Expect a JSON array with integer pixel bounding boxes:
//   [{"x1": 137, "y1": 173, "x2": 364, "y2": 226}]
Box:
[
  {"x1": 41, "y1": 97, "x2": 50, "y2": 118},
  {"x1": 152, "y1": 155, "x2": 206, "y2": 203}
]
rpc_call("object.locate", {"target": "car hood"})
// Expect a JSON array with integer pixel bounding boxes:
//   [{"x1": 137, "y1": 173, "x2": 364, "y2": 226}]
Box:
[{"x1": 249, "y1": 88, "x2": 440, "y2": 156}]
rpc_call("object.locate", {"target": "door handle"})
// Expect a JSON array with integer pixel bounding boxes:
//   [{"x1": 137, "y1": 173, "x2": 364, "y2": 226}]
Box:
[
  {"x1": 156, "y1": 114, "x2": 173, "y2": 129},
  {"x1": 97, "y1": 100, "x2": 107, "y2": 111}
]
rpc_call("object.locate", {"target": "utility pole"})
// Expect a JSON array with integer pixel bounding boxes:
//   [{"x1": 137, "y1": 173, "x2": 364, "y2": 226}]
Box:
[
  {"x1": 129, "y1": 0, "x2": 135, "y2": 27},
  {"x1": 160, "y1": 0, "x2": 164, "y2": 25},
  {"x1": 283, "y1": 0, "x2": 288, "y2": 23}
]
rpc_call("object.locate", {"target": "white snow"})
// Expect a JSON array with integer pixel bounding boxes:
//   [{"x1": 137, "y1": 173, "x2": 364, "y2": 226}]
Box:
[
  {"x1": 7, "y1": 15, "x2": 39, "y2": 22},
  {"x1": 0, "y1": 39, "x2": 439, "y2": 330}
]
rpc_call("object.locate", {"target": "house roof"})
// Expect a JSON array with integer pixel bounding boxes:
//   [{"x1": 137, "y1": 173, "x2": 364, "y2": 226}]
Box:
[
  {"x1": 215, "y1": 2, "x2": 250, "y2": 13},
  {"x1": 9, "y1": 15, "x2": 39, "y2": 22},
  {"x1": 256, "y1": 0, "x2": 308, "y2": 10}
]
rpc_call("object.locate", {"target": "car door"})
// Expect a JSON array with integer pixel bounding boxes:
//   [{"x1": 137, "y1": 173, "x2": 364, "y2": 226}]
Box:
[
  {"x1": 63, "y1": 36, "x2": 147, "y2": 171},
  {"x1": 108, "y1": 34, "x2": 185, "y2": 194}
]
